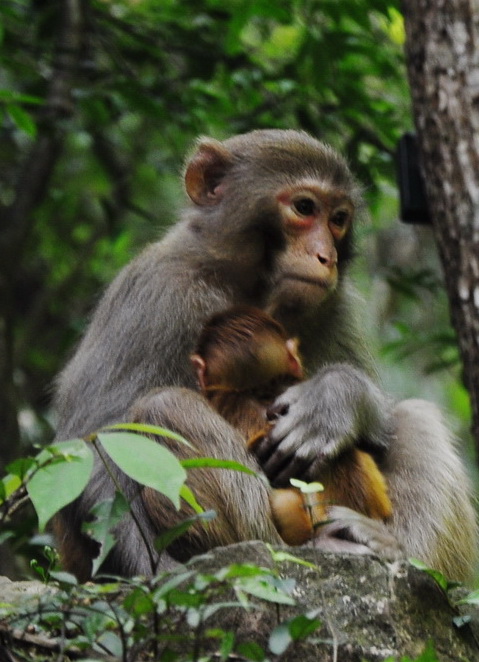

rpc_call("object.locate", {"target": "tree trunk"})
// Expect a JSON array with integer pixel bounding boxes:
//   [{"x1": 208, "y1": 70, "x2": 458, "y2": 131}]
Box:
[{"x1": 402, "y1": 0, "x2": 479, "y2": 454}]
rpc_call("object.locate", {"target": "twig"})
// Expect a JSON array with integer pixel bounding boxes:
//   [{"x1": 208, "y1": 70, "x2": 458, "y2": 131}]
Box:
[
  {"x1": 91, "y1": 437, "x2": 159, "y2": 575},
  {"x1": 320, "y1": 586, "x2": 338, "y2": 662}
]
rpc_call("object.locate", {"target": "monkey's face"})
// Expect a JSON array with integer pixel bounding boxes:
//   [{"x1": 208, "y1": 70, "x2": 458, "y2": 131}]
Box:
[
  {"x1": 269, "y1": 182, "x2": 353, "y2": 313},
  {"x1": 183, "y1": 131, "x2": 357, "y2": 310}
]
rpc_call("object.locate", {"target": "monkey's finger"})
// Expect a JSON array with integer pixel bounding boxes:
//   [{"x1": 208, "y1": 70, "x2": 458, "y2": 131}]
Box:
[
  {"x1": 266, "y1": 401, "x2": 290, "y2": 421},
  {"x1": 325, "y1": 506, "x2": 402, "y2": 561},
  {"x1": 264, "y1": 411, "x2": 299, "y2": 447},
  {"x1": 260, "y1": 453, "x2": 291, "y2": 482},
  {"x1": 265, "y1": 452, "x2": 311, "y2": 488},
  {"x1": 250, "y1": 431, "x2": 282, "y2": 463},
  {"x1": 259, "y1": 443, "x2": 295, "y2": 482},
  {"x1": 296, "y1": 462, "x2": 323, "y2": 484},
  {"x1": 246, "y1": 425, "x2": 271, "y2": 450}
]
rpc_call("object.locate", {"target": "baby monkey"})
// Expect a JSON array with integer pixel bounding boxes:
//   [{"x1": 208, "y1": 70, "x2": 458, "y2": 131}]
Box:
[{"x1": 191, "y1": 306, "x2": 392, "y2": 546}]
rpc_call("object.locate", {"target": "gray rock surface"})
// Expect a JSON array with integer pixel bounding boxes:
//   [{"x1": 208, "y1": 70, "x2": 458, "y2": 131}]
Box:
[{"x1": 188, "y1": 542, "x2": 479, "y2": 661}]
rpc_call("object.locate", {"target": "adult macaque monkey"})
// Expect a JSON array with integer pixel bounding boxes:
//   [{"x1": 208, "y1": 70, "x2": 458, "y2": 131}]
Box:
[
  {"x1": 191, "y1": 305, "x2": 392, "y2": 546},
  {"x1": 53, "y1": 129, "x2": 477, "y2": 583}
]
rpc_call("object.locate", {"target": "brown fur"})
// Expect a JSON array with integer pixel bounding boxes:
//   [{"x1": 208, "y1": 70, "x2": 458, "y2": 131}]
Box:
[{"x1": 193, "y1": 305, "x2": 391, "y2": 546}]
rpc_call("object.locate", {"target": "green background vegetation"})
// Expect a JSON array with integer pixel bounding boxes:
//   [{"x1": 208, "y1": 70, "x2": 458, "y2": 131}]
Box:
[
  {"x1": 1, "y1": 0, "x2": 474, "y2": 566},
  {"x1": 1, "y1": 3, "x2": 478, "y2": 658}
]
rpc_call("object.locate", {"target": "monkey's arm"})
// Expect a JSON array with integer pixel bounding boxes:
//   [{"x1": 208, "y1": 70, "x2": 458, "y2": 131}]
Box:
[
  {"x1": 255, "y1": 376, "x2": 477, "y2": 581},
  {"x1": 254, "y1": 363, "x2": 394, "y2": 487},
  {"x1": 143, "y1": 388, "x2": 403, "y2": 566}
]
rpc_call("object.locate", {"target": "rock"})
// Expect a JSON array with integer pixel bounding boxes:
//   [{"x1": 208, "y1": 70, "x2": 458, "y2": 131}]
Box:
[
  {"x1": 1, "y1": 543, "x2": 477, "y2": 661},
  {"x1": 187, "y1": 542, "x2": 479, "y2": 661},
  {"x1": 0, "y1": 576, "x2": 55, "y2": 607}
]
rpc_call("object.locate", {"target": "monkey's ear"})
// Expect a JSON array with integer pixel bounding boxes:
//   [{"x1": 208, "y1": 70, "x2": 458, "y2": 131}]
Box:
[
  {"x1": 190, "y1": 354, "x2": 208, "y2": 391},
  {"x1": 184, "y1": 139, "x2": 233, "y2": 206},
  {"x1": 286, "y1": 338, "x2": 303, "y2": 380}
]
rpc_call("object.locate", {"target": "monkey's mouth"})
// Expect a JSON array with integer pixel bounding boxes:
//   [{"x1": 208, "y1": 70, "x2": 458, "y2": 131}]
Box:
[{"x1": 282, "y1": 274, "x2": 333, "y2": 290}]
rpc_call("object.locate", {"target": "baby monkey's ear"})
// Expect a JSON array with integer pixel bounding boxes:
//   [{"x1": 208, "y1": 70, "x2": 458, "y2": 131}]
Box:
[
  {"x1": 285, "y1": 337, "x2": 303, "y2": 380},
  {"x1": 190, "y1": 354, "x2": 208, "y2": 391}
]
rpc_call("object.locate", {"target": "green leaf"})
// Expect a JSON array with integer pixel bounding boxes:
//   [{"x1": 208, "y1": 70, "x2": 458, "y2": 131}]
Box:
[
  {"x1": 97, "y1": 432, "x2": 186, "y2": 509},
  {"x1": 221, "y1": 564, "x2": 272, "y2": 580},
  {"x1": 180, "y1": 484, "x2": 204, "y2": 514},
  {"x1": 235, "y1": 641, "x2": 265, "y2": 661},
  {"x1": 7, "y1": 104, "x2": 37, "y2": 137},
  {"x1": 83, "y1": 492, "x2": 130, "y2": 576},
  {"x1": 268, "y1": 622, "x2": 291, "y2": 655},
  {"x1": 103, "y1": 422, "x2": 195, "y2": 449},
  {"x1": 289, "y1": 478, "x2": 324, "y2": 493},
  {"x1": 95, "y1": 631, "x2": 123, "y2": 658},
  {"x1": 123, "y1": 587, "x2": 155, "y2": 616},
  {"x1": 154, "y1": 510, "x2": 216, "y2": 552},
  {"x1": 153, "y1": 570, "x2": 195, "y2": 599},
  {"x1": 202, "y1": 601, "x2": 245, "y2": 621},
  {"x1": 0, "y1": 90, "x2": 43, "y2": 104},
  {"x1": 0, "y1": 473, "x2": 21, "y2": 501},
  {"x1": 266, "y1": 546, "x2": 319, "y2": 569},
  {"x1": 6, "y1": 457, "x2": 36, "y2": 480},
  {"x1": 27, "y1": 439, "x2": 94, "y2": 531},
  {"x1": 456, "y1": 588, "x2": 479, "y2": 605},
  {"x1": 269, "y1": 612, "x2": 322, "y2": 655},
  {"x1": 408, "y1": 558, "x2": 457, "y2": 592},
  {"x1": 181, "y1": 457, "x2": 257, "y2": 475},
  {"x1": 49, "y1": 570, "x2": 78, "y2": 586},
  {"x1": 30, "y1": 559, "x2": 47, "y2": 582},
  {"x1": 288, "y1": 610, "x2": 322, "y2": 641},
  {"x1": 218, "y1": 629, "x2": 235, "y2": 660},
  {"x1": 236, "y1": 577, "x2": 295, "y2": 605}
]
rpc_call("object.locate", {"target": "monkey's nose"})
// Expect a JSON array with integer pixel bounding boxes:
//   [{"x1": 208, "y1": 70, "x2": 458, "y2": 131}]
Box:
[
  {"x1": 317, "y1": 252, "x2": 337, "y2": 268},
  {"x1": 267, "y1": 403, "x2": 289, "y2": 421}
]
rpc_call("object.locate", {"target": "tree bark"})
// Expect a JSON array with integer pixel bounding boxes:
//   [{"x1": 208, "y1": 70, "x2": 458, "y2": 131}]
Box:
[{"x1": 402, "y1": 0, "x2": 479, "y2": 454}]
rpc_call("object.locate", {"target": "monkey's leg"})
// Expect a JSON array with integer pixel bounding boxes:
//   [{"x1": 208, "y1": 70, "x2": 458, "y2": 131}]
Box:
[
  {"x1": 353, "y1": 451, "x2": 392, "y2": 519},
  {"x1": 321, "y1": 450, "x2": 392, "y2": 520},
  {"x1": 129, "y1": 387, "x2": 282, "y2": 565},
  {"x1": 383, "y1": 399, "x2": 478, "y2": 582},
  {"x1": 57, "y1": 387, "x2": 282, "y2": 580},
  {"x1": 56, "y1": 454, "x2": 170, "y2": 580},
  {"x1": 306, "y1": 449, "x2": 392, "y2": 523}
]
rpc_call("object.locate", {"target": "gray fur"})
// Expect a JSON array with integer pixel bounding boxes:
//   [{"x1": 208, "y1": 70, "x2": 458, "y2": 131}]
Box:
[{"x1": 54, "y1": 130, "x2": 477, "y2": 582}]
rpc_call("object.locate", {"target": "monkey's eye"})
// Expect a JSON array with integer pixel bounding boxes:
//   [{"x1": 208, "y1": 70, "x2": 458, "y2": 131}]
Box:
[
  {"x1": 293, "y1": 198, "x2": 315, "y2": 216},
  {"x1": 330, "y1": 210, "x2": 350, "y2": 228}
]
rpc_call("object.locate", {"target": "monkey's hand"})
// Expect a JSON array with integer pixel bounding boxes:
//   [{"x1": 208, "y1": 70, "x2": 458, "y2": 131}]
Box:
[
  {"x1": 313, "y1": 506, "x2": 402, "y2": 561},
  {"x1": 253, "y1": 363, "x2": 394, "y2": 486}
]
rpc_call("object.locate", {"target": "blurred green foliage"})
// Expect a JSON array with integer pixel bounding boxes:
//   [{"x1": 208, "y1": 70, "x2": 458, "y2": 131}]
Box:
[{"x1": 0, "y1": 0, "x2": 470, "y2": 464}]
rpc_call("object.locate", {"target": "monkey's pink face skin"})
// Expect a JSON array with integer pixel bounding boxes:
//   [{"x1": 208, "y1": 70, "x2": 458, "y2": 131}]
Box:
[{"x1": 272, "y1": 184, "x2": 353, "y2": 309}]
